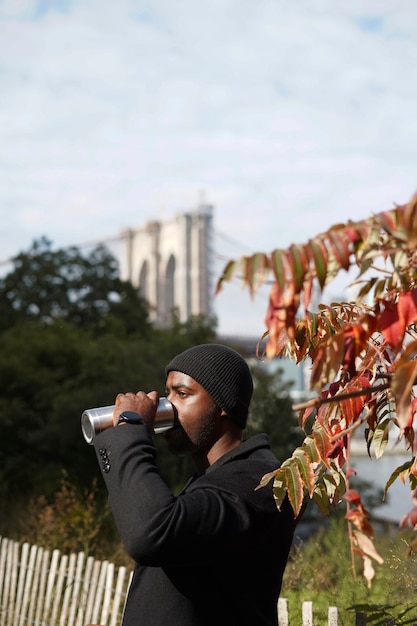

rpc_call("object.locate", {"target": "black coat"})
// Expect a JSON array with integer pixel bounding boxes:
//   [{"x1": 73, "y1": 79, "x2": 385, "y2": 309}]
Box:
[{"x1": 94, "y1": 425, "x2": 295, "y2": 626}]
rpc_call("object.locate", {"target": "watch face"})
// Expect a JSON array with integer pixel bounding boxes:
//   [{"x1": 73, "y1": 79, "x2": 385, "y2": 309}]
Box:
[{"x1": 118, "y1": 411, "x2": 143, "y2": 425}]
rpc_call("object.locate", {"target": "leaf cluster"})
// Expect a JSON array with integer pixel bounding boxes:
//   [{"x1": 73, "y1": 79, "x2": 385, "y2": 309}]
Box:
[{"x1": 217, "y1": 191, "x2": 417, "y2": 584}]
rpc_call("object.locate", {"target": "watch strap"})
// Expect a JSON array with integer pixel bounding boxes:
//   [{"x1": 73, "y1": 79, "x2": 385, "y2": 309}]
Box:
[{"x1": 117, "y1": 411, "x2": 143, "y2": 425}]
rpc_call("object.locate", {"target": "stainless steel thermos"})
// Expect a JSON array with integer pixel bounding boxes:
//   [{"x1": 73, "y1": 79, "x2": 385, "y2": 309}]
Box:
[{"x1": 81, "y1": 397, "x2": 175, "y2": 444}]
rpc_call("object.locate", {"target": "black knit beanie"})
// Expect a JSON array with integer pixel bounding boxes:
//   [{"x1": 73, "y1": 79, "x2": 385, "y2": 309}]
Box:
[{"x1": 165, "y1": 344, "x2": 253, "y2": 428}]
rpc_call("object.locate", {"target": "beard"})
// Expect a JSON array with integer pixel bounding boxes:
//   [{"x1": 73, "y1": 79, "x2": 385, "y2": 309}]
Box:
[{"x1": 164, "y1": 402, "x2": 221, "y2": 457}]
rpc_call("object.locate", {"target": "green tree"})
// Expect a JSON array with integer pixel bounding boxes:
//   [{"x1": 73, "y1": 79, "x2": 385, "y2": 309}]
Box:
[
  {"x1": 246, "y1": 365, "x2": 303, "y2": 462},
  {"x1": 0, "y1": 236, "x2": 150, "y2": 334},
  {"x1": 0, "y1": 316, "x2": 219, "y2": 531}
]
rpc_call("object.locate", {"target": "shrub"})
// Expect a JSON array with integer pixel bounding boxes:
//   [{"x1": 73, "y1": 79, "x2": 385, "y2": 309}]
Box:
[{"x1": 18, "y1": 471, "x2": 132, "y2": 567}]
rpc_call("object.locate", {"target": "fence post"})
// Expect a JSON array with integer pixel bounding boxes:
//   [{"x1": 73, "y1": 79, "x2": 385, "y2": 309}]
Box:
[
  {"x1": 34, "y1": 549, "x2": 49, "y2": 624},
  {"x1": 328, "y1": 606, "x2": 338, "y2": 625},
  {"x1": 4, "y1": 540, "x2": 17, "y2": 626},
  {"x1": 43, "y1": 548, "x2": 60, "y2": 622},
  {"x1": 68, "y1": 551, "x2": 85, "y2": 626},
  {"x1": 18, "y1": 543, "x2": 38, "y2": 626},
  {"x1": 13, "y1": 542, "x2": 29, "y2": 624},
  {"x1": 100, "y1": 562, "x2": 114, "y2": 625},
  {"x1": 76, "y1": 554, "x2": 94, "y2": 626},
  {"x1": 277, "y1": 597, "x2": 289, "y2": 626},
  {"x1": 27, "y1": 544, "x2": 44, "y2": 625},
  {"x1": 59, "y1": 551, "x2": 76, "y2": 626},
  {"x1": 51, "y1": 553, "x2": 68, "y2": 624},
  {"x1": 356, "y1": 612, "x2": 367, "y2": 626},
  {"x1": 302, "y1": 600, "x2": 313, "y2": 626},
  {"x1": 0, "y1": 538, "x2": 11, "y2": 626},
  {"x1": 109, "y1": 565, "x2": 127, "y2": 626},
  {"x1": 91, "y1": 560, "x2": 108, "y2": 624}
]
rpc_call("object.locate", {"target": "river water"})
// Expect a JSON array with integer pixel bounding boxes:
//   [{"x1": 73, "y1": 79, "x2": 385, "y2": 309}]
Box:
[{"x1": 349, "y1": 452, "x2": 414, "y2": 523}]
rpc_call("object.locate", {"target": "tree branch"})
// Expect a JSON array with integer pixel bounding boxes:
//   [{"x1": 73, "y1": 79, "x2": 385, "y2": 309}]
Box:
[{"x1": 292, "y1": 381, "x2": 391, "y2": 412}]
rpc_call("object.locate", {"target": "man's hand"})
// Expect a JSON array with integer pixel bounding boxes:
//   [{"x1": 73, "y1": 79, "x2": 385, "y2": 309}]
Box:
[{"x1": 113, "y1": 390, "x2": 159, "y2": 432}]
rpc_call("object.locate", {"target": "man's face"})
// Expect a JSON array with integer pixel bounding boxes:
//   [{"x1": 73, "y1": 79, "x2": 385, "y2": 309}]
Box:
[{"x1": 164, "y1": 370, "x2": 224, "y2": 456}]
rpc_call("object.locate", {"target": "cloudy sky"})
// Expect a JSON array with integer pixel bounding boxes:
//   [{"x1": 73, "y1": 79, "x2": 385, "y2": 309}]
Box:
[{"x1": 1, "y1": 0, "x2": 416, "y2": 336}]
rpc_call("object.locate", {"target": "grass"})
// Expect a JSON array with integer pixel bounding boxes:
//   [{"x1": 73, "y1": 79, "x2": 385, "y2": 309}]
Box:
[{"x1": 281, "y1": 516, "x2": 417, "y2": 625}]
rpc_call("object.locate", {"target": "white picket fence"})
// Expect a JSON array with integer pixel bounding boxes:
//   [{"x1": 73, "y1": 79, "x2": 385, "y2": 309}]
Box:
[
  {"x1": 0, "y1": 536, "x2": 414, "y2": 625},
  {"x1": 278, "y1": 598, "x2": 339, "y2": 625},
  {"x1": 278, "y1": 598, "x2": 417, "y2": 626},
  {"x1": 0, "y1": 536, "x2": 132, "y2": 626}
]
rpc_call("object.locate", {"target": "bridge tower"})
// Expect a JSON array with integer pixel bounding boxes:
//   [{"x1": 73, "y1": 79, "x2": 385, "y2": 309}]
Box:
[{"x1": 119, "y1": 204, "x2": 215, "y2": 326}]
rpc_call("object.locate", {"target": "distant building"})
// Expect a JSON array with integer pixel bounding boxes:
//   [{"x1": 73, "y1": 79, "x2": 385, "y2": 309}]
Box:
[{"x1": 119, "y1": 204, "x2": 214, "y2": 326}]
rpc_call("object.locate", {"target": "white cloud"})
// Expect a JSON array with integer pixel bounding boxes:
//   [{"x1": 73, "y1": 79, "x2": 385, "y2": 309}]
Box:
[{"x1": 0, "y1": 0, "x2": 416, "y2": 334}]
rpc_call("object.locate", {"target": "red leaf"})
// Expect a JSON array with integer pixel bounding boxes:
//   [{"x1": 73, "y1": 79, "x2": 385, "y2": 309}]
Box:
[
  {"x1": 380, "y1": 300, "x2": 404, "y2": 351},
  {"x1": 215, "y1": 259, "x2": 237, "y2": 293},
  {"x1": 308, "y1": 238, "x2": 328, "y2": 289},
  {"x1": 398, "y1": 290, "x2": 417, "y2": 328},
  {"x1": 243, "y1": 253, "x2": 270, "y2": 296},
  {"x1": 343, "y1": 489, "x2": 362, "y2": 507},
  {"x1": 378, "y1": 209, "x2": 399, "y2": 236},
  {"x1": 327, "y1": 437, "x2": 347, "y2": 468},
  {"x1": 327, "y1": 230, "x2": 351, "y2": 271},
  {"x1": 380, "y1": 292, "x2": 417, "y2": 351},
  {"x1": 283, "y1": 461, "x2": 304, "y2": 517},
  {"x1": 345, "y1": 225, "x2": 362, "y2": 244},
  {"x1": 288, "y1": 244, "x2": 308, "y2": 292},
  {"x1": 264, "y1": 283, "x2": 290, "y2": 357},
  {"x1": 312, "y1": 422, "x2": 332, "y2": 468},
  {"x1": 271, "y1": 249, "x2": 287, "y2": 291},
  {"x1": 303, "y1": 274, "x2": 313, "y2": 312},
  {"x1": 346, "y1": 510, "x2": 374, "y2": 537},
  {"x1": 400, "y1": 506, "x2": 417, "y2": 529},
  {"x1": 339, "y1": 378, "x2": 371, "y2": 425},
  {"x1": 391, "y1": 358, "x2": 417, "y2": 433},
  {"x1": 299, "y1": 404, "x2": 316, "y2": 429}
]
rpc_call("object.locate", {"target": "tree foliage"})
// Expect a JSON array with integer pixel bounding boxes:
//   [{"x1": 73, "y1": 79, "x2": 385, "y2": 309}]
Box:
[
  {"x1": 217, "y1": 191, "x2": 417, "y2": 585},
  {"x1": 0, "y1": 236, "x2": 150, "y2": 335},
  {"x1": 0, "y1": 238, "x2": 218, "y2": 535},
  {"x1": 246, "y1": 365, "x2": 303, "y2": 462}
]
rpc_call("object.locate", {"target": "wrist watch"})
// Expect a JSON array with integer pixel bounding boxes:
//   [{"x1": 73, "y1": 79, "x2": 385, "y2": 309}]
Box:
[{"x1": 117, "y1": 411, "x2": 143, "y2": 425}]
